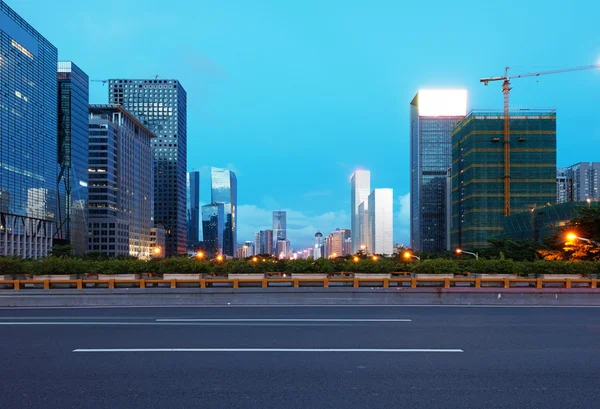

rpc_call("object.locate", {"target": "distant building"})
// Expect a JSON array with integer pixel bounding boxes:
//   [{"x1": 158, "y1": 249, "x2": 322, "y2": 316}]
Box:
[
  {"x1": 254, "y1": 232, "x2": 261, "y2": 256},
  {"x1": 276, "y1": 239, "x2": 288, "y2": 259},
  {"x1": 326, "y1": 229, "x2": 344, "y2": 258},
  {"x1": 57, "y1": 61, "x2": 89, "y2": 255},
  {"x1": 341, "y1": 229, "x2": 352, "y2": 255},
  {"x1": 150, "y1": 225, "x2": 166, "y2": 257},
  {"x1": 556, "y1": 167, "x2": 569, "y2": 204},
  {"x1": 314, "y1": 231, "x2": 324, "y2": 259},
  {"x1": 237, "y1": 241, "x2": 254, "y2": 258},
  {"x1": 211, "y1": 167, "x2": 237, "y2": 257},
  {"x1": 259, "y1": 229, "x2": 273, "y2": 255},
  {"x1": 87, "y1": 105, "x2": 155, "y2": 258},
  {"x1": 358, "y1": 201, "x2": 370, "y2": 253},
  {"x1": 307, "y1": 247, "x2": 314, "y2": 258},
  {"x1": 368, "y1": 189, "x2": 394, "y2": 255},
  {"x1": 564, "y1": 162, "x2": 600, "y2": 202},
  {"x1": 451, "y1": 110, "x2": 557, "y2": 249},
  {"x1": 350, "y1": 170, "x2": 371, "y2": 253},
  {"x1": 410, "y1": 89, "x2": 467, "y2": 253},
  {"x1": 202, "y1": 203, "x2": 224, "y2": 257},
  {"x1": 0, "y1": 2, "x2": 58, "y2": 258},
  {"x1": 186, "y1": 171, "x2": 200, "y2": 250},
  {"x1": 273, "y1": 211, "x2": 286, "y2": 250}
]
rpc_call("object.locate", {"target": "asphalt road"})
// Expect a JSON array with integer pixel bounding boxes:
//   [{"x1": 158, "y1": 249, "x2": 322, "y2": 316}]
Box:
[{"x1": 1, "y1": 305, "x2": 599, "y2": 409}]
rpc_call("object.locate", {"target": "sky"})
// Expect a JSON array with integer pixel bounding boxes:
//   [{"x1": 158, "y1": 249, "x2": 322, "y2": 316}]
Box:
[{"x1": 10, "y1": 0, "x2": 600, "y2": 249}]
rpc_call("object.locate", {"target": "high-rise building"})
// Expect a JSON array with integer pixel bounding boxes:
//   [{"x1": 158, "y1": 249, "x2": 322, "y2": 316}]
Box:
[
  {"x1": 108, "y1": 78, "x2": 187, "y2": 256},
  {"x1": 358, "y1": 201, "x2": 370, "y2": 253},
  {"x1": 350, "y1": 170, "x2": 370, "y2": 253},
  {"x1": 259, "y1": 229, "x2": 273, "y2": 255},
  {"x1": 314, "y1": 231, "x2": 324, "y2": 259},
  {"x1": 87, "y1": 105, "x2": 155, "y2": 258},
  {"x1": 410, "y1": 89, "x2": 467, "y2": 253},
  {"x1": 326, "y1": 228, "x2": 344, "y2": 258},
  {"x1": 202, "y1": 203, "x2": 224, "y2": 257},
  {"x1": 272, "y1": 210, "x2": 286, "y2": 250},
  {"x1": 451, "y1": 109, "x2": 557, "y2": 249},
  {"x1": 368, "y1": 188, "x2": 394, "y2": 255},
  {"x1": 186, "y1": 171, "x2": 200, "y2": 250},
  {"x1": 57, "y1": 61, "x2": 89, "y2": 255},
  {"x1": 210, "y1": 167, "x2": 237, "y2": 257},
  {"x1": 341, "y1": 229, "x2": 352, "y2": 255},
  {"x1": 564, "y1": 162, "x2": 600, "y2": 202},
  {"x1": 150, "y1": 225, "x2": 166, "y2": 257},
  {"x1": 556, "y1": 167, "x2": 568, "y2": 204},
  {"x1": 253, "y1": 232, "x2": 260, "y2": 256},
  {"x1": 0, "y1": 2, "x2": 58, "y2": 258},
  {"x1": 276, "y1": 239, "x2": 288, "y2": 259},
  {"x1": 243, "y1": 240, "x2": 254, "y2": 257}
]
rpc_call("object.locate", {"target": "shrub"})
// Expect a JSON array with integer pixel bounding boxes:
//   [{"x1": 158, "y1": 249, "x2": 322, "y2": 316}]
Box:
[{"x1": 413, "y1": 259, "x2": 461, "y2": 275}]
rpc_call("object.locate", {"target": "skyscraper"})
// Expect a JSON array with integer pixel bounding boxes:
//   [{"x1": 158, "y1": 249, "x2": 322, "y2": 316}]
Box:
[
  {"x1": 325, "y1": 228, "x2": 343, "y2": 258},
  {"x1": 314, "y1": 231, "x2": 324, "y2": 259},
  {"x1": 259, "y1": 229, "x2": 273, "y2": 255},
  {"x1": 186, "y1": 171, "x2": 200, "y2": 250},
  {"x1": 564, "y1": 162, "x2": 600, "y2": 202},
  {"x1": 202, "y1": 203, "x2": 224, "y2": 257},
  {"x1": 341, "y1": 229, "x2": 352, "y2": 256},
  {"x1": 451, "y1": 109, "x2": 557, "y2": 249},
  {"x1": 358, "y1": 201, "x2": 370, "y2": 254},
  {"x1": 272, "y1": 210, "x2": 286, "y2": 250},
  {"x1": 57, "y1": 61, "x2": 89, "y2": 255},
  {"x1": 556, "y1": 167, "x2": 568, "y2": 204},
  {"x1": 0, "y1": 2, "x2": 58, "y2": 258},
  {"x1": 254, "y1": 232, "x2": 261, "y2": 256},
  {"x1": 368, "y1": 188, "x2": 394, "y2": 255},
  {"x1": 108, "y1": 78, "x2": 187, "y2": 256},
  {"x1": 350, "y1": 170, "x2": 370, "y2": 253},
  {"x1": 410, "y1": 89, "x2": 467, "y2": 253},
  {"x1": 87, "y1": 105, "x2": 155, "y2": 258},
  {"x1": 211, "y1": 167, "x2": 237, "y2": 257}
]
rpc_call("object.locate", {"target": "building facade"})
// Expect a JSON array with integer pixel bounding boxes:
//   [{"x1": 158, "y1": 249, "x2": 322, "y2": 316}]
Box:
[
  {"x1": 87, "y1": 105, "x2": 155, "y2": 258},
  {"x1": 410, "y1": 89, "x2": 467, "y2": 253},
  {"x1": 57, "y1": 61, "x2": 89, "y2": 255},
  {"x1": 276, "y1": 239, "x2": 288, "y2": 259},
  {"x1": 0, "y1": 2, "x2": 58, "y2": 258},
  {"x1": 202, "y1": 203, "x2": 224, "y2": 257},
  {"x1": 350, "y1": 170, "x2": 370, "y2": 253},
  {"x1": 314, "y1": 231, "x2": 324, "y2": 259},
  {"x1": 109, "y1": 78, "x2": 187, "y2": 256},
  {"x1": 564, "y1": 162, "x2": 600, "y2": 202},
  {"x1": 326, "y1": 229, "x2": 344, "y2": 258},
  {"x1": 358, "y1": 201, "x2": 370, "y2": 254},
  {"x1": 341, "y1": 228, "x2": 352, "y2": 256},
  {"x1": 210, "y1": 167, "x2": 237, "y2": 257},
  {"x1": 150, "y1": 225, "x2": 166, "y2": 257},
  {"x1": 556, "y1": 167, "x2": 568, "y2": 204},
  {"x1": 272, "y1": 210, "x2": 286, "y2": 250},
  {"x1": 451, "y1": 110, "x2": 557, "y2": 249},
  {"x1": 259, "y1": 229, "x2": 273, "y2": 255},
  {"x1": 254, "y1": 232, "x2": 260, "y2": 256},
  {"x1": 186, "y1": 171, "x2": 200, "y2": 250},
  {"x1": 368, "y1": 188, "x2": 394, "y2": 255}
]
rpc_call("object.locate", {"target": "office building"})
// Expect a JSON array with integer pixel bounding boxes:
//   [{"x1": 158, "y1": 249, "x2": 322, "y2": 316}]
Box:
[
  {"x1": 368, "y1": 188, "x2": 394, "y2": 255},
  {"x1": 341, "y1": 229, "x2": 352, "y2": 255},
  {"x1": 556, "y1": 168, "x2": 568, "y2": 204},
  {"x1": 254, "y1": 232, "x2": 260, "y2": 255},
  {"x1": 314, "y1": 231, "x2": 324, "y2": 259},
  {"x1": 276, "y1": 239, "x2": 288, "y2": 259},
  {"x1": 202, "y1": 203, "x2": 224, "y2": 257},
  {"x1": 410, "y1": 89, "x2": 467, "y2": 253},
  {"x1": 87, "y1": 105, "x2": 155, "y2": 258},
  {"x1": 150, "y1": 225, "x2": 166, "y2": 257},
  {"x1": 56, "y1": 61, "x2": 89, "y2": 255},
  {"x1": 259, "y1": 229, "x2": 273, "y2": 255},
  {"x1": 272, "y1": 210, "x2": 286, "y2": 250},
  {"x1": 326, "y1": 228, "x2": 343, "y2": 258},
  {"x1": 210, "y1": 167, "x2": 237, "y2": 257},
  {"x1": 109, "y1": 78, "x2": 187, "y2": 256},
  {"x1": 358, "y1": 201, "x2": 370, "y2": 253},
  {"x1": 451, "y1": 110, "x2": 557, "y2": 249},
  {"x1": 238, "y1": 240, "x2": 254, "y2": 258},
  {"x1": 186, "y1": 171, "x2": 200, "y2": 250},
  {"x1": 0, "y1": 2, "x2": 58, "y2": 258},
  {"x1": 564, "y1": 162, "x2": 600, "y2": 202},
  {"x1": 350, "y1": 170, "x2": 370, "y2": 253}
]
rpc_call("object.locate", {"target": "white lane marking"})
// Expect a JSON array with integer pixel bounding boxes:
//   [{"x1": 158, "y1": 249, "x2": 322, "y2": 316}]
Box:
[
  {"x1": 2, "y1": 305, "x2": 600, "y2": 310},
  {"x1": 0, "y1": 322, "x2": 356, "y2": 326},
  {"x1": 155, "y1": 318, "x2": 411, "y2": 322},
  {"x1": 73, "y1": 348, "x2": 464, "y2": 353}
]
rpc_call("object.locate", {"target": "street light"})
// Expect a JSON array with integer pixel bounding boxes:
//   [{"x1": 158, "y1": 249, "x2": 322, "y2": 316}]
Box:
[
  {"x1": 252, "y1": 256, "x2": 258, "y2": 262},
  {"x1": 216, "y1": 255, "x2": 223, "y2": 262},
  {"x1": 153, "y1": 247, "x2": 161, "y2": 255},
  {"x1": 587, "y1": 198, "x2": 592, "y2": 208},
  {"x1": 403, "y1": 251, "x2": 420, "y2": 261},
  {"x1": 196, "y1": 251, "x2": 204, "y2": 259},
  {"x1": 372, "y1": 255, "x2": 378, "y2": 261},
  {"x1": 456, "y1": 248, "x2": 478, "y2": 260},
  {"x1": 565, "y1": 232, "x2": 600, "y2": 247},
  {"x1": 353, "y1": 256, "x2": 359, "y2": 263}
]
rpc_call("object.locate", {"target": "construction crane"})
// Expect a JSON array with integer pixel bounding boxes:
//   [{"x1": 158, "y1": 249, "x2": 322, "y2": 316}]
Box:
[
  {"x1": 91, "y1": 79, "x2": 108, "y2": 86},
  {"x1": 480, "y1": 64, "x2": 600, "y2": 216}
]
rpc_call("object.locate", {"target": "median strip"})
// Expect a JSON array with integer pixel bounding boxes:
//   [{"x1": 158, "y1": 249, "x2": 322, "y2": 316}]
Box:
[
  {"x1": 155, "y1": 318, "x2": 412, "y2": 322},
  {"x1": 72, "y1": 348, "x2": 463, "y2": 353}
]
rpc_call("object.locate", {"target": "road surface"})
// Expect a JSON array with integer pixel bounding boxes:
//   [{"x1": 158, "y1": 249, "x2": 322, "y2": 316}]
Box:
[{"x1": 1, "y1": 305, "x2": 599, "y2": 408}]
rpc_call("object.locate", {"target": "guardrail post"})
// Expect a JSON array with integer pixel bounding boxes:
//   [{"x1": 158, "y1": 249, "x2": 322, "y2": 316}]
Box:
[
  {"x1": 411, "y1": 278, "x2": 417, "y2": 288},
  {"x1": 233, "y1": 279, "x2": 239, "y2": 289},
  {"x1": 108, "y1": 280, "x2": 114, "y2": 289},
  {"x1": 293, "y1": 279, "x2": 299, "y2": 288},
  {"x1": 43, "y1": 280, "x2": 50, "y2": 290},
  {"x1": 565, "y1": 280, "x2": 571, "y2": 289},
  {"x1": 475, "y1": 278, "x2": 481, "y2": 288},
  {"x1": 14, "y1": 280, "x2": 20, "y2": 290},
  {"x1": 261, "y1": 279, "x2": 267, "y2": 288},
  {"x1": 170, "y1": 279, "x2": 177, "y2": 289},
  {"x1": 383, "y1": 279, "x2": 389, "y2": 289},
  {"x1": 592, "y1": 279, "x2": 597, "y2": 289},
  {"x1": 536, "y1": 278, "x2": 542, "y2": 289},
  {"x1": 444, "y1": 278, "x2": 450, "y2": 289},
  {"x1": 353, "y1": 278, "x2": 359, "y2": 288},
  {"x1": 503, "y1": 278, "x2": 510, "y2": 289},
  {"x1": 323, "y1": 278, "x2": 329, "y2": 288},
  {"x1": 139, "y1": 279, "x2": 146, "y2": 289},
  {"x1": 76, "y1": 279, "x2": 83, "y2": 290},
  {"x1": 200, "y1": 279, "x2": 206, "y2": 289}
]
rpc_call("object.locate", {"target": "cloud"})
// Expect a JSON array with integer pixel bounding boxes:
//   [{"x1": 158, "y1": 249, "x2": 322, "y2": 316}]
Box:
[{"x1": 303, "y1": 190, "x2": 332, "y2": 198}]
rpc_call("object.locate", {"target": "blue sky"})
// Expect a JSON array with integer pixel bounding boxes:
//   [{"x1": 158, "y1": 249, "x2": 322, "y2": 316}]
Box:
[{"x1": 12, "y1": 0, "x2": 600, "y2": 248}]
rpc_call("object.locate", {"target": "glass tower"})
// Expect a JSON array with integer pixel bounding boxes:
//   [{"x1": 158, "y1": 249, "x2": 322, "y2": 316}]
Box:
[
  {"x1": 202, "y1": 203, "x2": 224, "y2": 257},
  {"x1": 57, "y1": 61, "x2": 89, "y2": 255},
  {"x1": 350, "y1": 170, "x2": 370, "y2": 253},
  {"x1": 0, "y1": 1, "x2": 58, "y2": 258},
  {"x1": 410, "y1": 90, "x2": 467, "y2": 253},
  {"x1": 186, "y1": 171, "x2": 200, "y2": 250},
  {"x1": 109, "y1": 78, "x2": 187, "y2": 257},
  {"x1": 272, "y1": 210, "x2": 286, "y2": 250},
  {"x1": 210, "y1": 167, "x2": 237, "y2": 257},
  {"x1": 368, "y1": 188, "x2": 394, "y2": 255}
]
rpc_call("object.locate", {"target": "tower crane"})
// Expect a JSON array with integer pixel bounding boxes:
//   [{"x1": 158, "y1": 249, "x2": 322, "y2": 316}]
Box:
[
  {"x1": 91, "y1": 79, "x2": 108, "y2": 86},
  {"x1": 480, "y1": 64, "x2": 600, "y2": 216}
]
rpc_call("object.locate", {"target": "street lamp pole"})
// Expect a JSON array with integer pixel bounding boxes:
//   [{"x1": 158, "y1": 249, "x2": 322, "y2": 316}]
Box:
[{"x1": 456, "y1": 249, "x2": 479, "y2": 260}]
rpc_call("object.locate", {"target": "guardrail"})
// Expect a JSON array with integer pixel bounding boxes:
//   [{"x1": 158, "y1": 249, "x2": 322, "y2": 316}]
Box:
[{"x1": 0, "y1": 277, "x2": 598, "y2": 290}]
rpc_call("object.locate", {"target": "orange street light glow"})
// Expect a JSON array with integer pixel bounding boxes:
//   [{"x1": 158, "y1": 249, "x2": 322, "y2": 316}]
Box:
[
  {"x1": 153, "y1": 247, "x2": 161, "y2": 254},
  {"x1": 216, "y1": 255, "x2": 223, "y2": 262},
  {"x1": 403, "y1": 251, "x2": 411, "y2": 259},
  {"x1": 196, "y1": 251, "x2": 204, "y2": 258},
  {"x1": 566, "y1": 233, "x2": 578, "y2": 242},
  {"x1": 252, "y1": 257, "x2": 258, "y2": 262},
  {"x1": 372, "y1": 256, "x2": 378, "y2": 261},
  {"x1": 353, "y1": 256, "x2": 359, "y2": 262},
  {"x1": 456, "y1": 248, "x2": 462, "y2": 254}
]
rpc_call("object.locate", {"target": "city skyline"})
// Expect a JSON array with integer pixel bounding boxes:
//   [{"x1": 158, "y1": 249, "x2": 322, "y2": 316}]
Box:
[{"x1": 5, "y1": 0, "x2": 600, "y2": 250}]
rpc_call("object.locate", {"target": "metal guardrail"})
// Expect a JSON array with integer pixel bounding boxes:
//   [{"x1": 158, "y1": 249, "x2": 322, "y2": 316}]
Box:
[{"x1": 0, "y1": 277, "x2": 598, "y2": 290}]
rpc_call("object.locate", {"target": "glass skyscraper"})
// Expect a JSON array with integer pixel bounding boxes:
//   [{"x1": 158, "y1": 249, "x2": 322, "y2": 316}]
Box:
[
  {"x1": 186, "y1": 171, "x2": 200, "y2": 250},
  {"x1": 57, "y1": 61, "x2": 89, "y2": 255},
  {"x1": 350, "y1": 170, "x2": 370, "y2": 253},
  {"x1": 210, "y1": 167, "x2": 237, "y2": 257},
  {"x1": 202, "y1": 203, "x2": 224, "y2": 257},
  {"x1": 272, "y1": 210, "x2": 286, "y2": 250},
  {"x1": 368, "y1": 188, "x2": 394, "y2": 255},
  {"x1": 0, "y1": 1, "x2": 58, "y2": 258},
  {"x1": 410, "y1": 90, "x2": 467, "y2": 253},
  {"x1": 109, "y1": 78, "x2": 187, "y2": 256}
]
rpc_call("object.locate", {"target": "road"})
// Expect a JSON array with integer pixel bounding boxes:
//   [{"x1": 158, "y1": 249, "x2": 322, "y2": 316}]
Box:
[{"x1": 1, "y1": 305, "x2": 599, "y2": 409}]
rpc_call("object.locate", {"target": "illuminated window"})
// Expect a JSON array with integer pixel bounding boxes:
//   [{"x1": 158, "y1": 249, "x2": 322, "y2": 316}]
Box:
[{"x1": 11, "y1": 39, "x2": 33, "y2": 59}]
